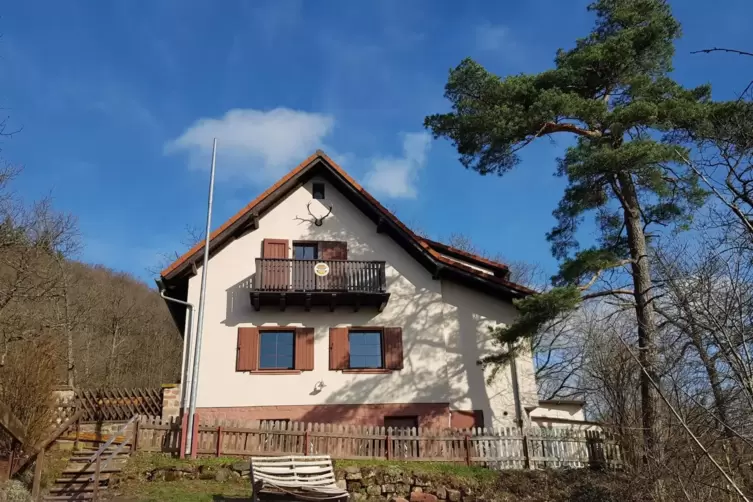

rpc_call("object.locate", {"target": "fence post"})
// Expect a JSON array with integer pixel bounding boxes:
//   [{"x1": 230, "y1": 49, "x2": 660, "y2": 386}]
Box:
[
  {"x1": 133, "y1": 418, "x2": 140, "y2": 453},
  {"x1": 93, "y1": 455, "x2": 101, "y2": 501},
  {"x1": 464, "y1": 435, "x2": 471, "y2": 466},
  {"x1": 74, "y1": 418, "x2": 80, "y2": 451},
  {"x1": 304, "y1": 430, "x2": 310, "y2": 456},
  {"x1": 6, "y1": 441, "x2": 16, "y2": 481},
  {"x1": 521, "y1": 428, "x2": 532, "y2": 470},
  {"x1": 190, "y1": 413, "x2": 200, "y2": 459},
  {"x1": 216, "y1": 426, "x2": 223, "y2": 457},
  {"x1": 31, "y1": 448, "x2": 44, "y2": 501},
  {"x1": 386, "y1": 431, "x2": 391, "y2": 460},
  {"x1": 179, "y1": 413, "x2": 189, "y2": 459}
]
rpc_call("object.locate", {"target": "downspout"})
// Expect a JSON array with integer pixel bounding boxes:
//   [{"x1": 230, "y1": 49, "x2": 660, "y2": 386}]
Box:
[{"x1": 158, "y1": 288, "x2": 194, "y2": 413}]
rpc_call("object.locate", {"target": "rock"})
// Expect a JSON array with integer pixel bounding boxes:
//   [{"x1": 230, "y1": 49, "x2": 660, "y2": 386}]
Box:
[
  {"x1": 214, "y1": 467, "x2": 233, "y2": 482},
  {"x1": 414, "y1": 477, "x2": 431, "y2": 487},
  {"x1": 395, "y1": 483, "x2": 410, "y2": 495},
  {"x1": 351, "y1": 493, "x2": 369, "y2": 502},
  {"x1": 412, "y1": 487, "x2": 423, "y2": 494},
  {"x1": 346, "y1": 471, "x2": 363, "y2": 480},
  {"x1": 382, "y1": 484, "x2": 396, "y2": 493},
  {"x1": 362, "y1": 476, "x2": 376, "y2": 486},
  {"x1": 391, "y1": 498, "x2": 409, "y2": 502},
  {"x1": 232, "y1": 462, "x2": 250, "y2": 474},
  {"x1": 230, "y1": 470, "x2": 241, "y2": 481},
  {"x1": 410, "y1": 493, "x2": 438, "y2": 502},
  {"x1": 461, "y1": 487, "x2": 473, "y2": 496},
  {"x1": 367, "y1": 485, "x2": 382, "y2": 496},
  {"x1": 164, "y1": 470, "x2": 183, "y2": 481},
  {"x1": 348, "y1": 481, "x2": 363, "y2": 492},
  {"x1": 435, "y1": 487, "x2": 447, "y2": 499},
  {"x1": 150, "y1": 469, "x2": 166, "y2": 482},
  {"x1": 335, "y1": 479, "x2": 347, "y2": 490},
  {"x1": 198, "y1": 465, "x2": 217, "y2": 480},
  {"x1": 345, "y1": 466, "x2": 361, "y2": 474},
  {"x1": 447, "y1": 489, "x2": 461, "y2": 502}
]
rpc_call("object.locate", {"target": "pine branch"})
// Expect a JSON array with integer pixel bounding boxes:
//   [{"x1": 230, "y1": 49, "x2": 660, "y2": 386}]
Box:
[
  {"x1": 582, "y1": 289, "x2": 634, "y2": 300},
  {"x1": 578, "y1": 259, "x2": 634, "y2": 291},
  {"x1": 541, "y1": 122, "x2": 602, "y2": 139}
]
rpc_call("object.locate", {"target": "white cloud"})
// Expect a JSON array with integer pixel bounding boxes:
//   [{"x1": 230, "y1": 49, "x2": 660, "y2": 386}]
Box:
[
  {"x1": 164, "y1": 108, "x2": 335, "y2": 180},
  {"x1": 475, "y1": 23, "x2": 512, "y2": 51},
  {"x1": 364, "y1": 132, "x2": 432, "y2": 199}
]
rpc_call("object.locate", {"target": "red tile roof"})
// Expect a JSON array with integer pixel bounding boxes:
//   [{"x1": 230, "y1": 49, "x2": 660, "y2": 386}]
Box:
[{"x1": 160, "y1": 151, "x2": 535, "y2": 296}]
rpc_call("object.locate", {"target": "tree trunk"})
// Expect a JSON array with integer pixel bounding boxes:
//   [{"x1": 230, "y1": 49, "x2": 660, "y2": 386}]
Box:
[
  {"x1": 63, "y1": 274, "x2": 75, "y2": 388},
  {"x1": 618, "y1": 173, "x2": 661, "y2": 462}
]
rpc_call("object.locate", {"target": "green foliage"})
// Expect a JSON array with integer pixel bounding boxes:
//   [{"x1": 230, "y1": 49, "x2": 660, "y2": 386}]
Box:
[
  {"x1": 425, "y1": 0, "x2": 713, "y2": 366},
  {"x1": 481, "y1": 286, "x2": 582, "y2": 378},
  {"x1": 554, "y1": 249, "x2": 622, "y2": 286}
]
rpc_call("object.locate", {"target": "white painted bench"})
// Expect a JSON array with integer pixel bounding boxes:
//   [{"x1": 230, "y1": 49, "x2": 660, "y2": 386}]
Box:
[{"x1": 250, "y1": 455, "x2": 349, "y2": 501}]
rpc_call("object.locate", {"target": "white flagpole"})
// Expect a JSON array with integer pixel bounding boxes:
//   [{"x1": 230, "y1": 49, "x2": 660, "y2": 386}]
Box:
[{"x1": 186, "y1": 138, "x2": 217, "y2": 454}]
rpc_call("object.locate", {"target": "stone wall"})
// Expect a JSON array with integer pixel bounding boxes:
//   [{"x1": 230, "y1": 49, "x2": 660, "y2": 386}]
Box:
[
  {"x1": 161, "y1": 384, "x2": 181, "y2": 421},
  {"x1": 336, "y1": 465, "x2": 478, "y2": 502},
  {"x1": 127, "y1": 457, "x2": 637, "y2": 502}
]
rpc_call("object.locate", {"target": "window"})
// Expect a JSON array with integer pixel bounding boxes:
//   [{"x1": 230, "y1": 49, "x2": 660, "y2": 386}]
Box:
[
  {"x1": 330, "y1": 327, "x2": 402, "y2": 371},
  {"x1": 259, "y1": 331, "x2": 295, "y2": 369},
  {"x1": 349, "y1": 330, "x2": 383, "y2": 369},
  {"x1": 312, "y1": 182, "x2": 325, "y2": 200},
  {"x1": 294, "y1": 243, "x2": 318, "y2": 260},
  {"x1": 384, "y1": 416, "x2": 418, "y2": 429}
]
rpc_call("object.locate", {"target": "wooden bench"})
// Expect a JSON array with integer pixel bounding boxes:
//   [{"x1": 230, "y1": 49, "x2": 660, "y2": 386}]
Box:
[{"x1": 250, "y1": 455, "x2": 349, "y2": 501}]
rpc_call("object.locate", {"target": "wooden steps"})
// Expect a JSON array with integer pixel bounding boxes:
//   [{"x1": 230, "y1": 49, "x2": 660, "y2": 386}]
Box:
[{"x1": 44, "y1": 446, "x2": 130, "y2": 502}]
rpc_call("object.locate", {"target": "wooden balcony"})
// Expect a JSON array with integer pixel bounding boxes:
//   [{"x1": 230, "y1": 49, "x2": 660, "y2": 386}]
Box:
[{"x1": 250, "y1": 258, "x2": 390, "y2": 312}]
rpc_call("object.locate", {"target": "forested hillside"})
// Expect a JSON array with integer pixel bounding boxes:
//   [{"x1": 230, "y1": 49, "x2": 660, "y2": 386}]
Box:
[{"x1": 0, "y1": 164, "x2": 181, "y2": 444}]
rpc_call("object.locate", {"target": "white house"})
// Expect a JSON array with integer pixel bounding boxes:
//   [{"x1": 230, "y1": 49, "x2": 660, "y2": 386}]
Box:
[{"x1": 159, "y1": 151, "x2": 567, "y2": 430}]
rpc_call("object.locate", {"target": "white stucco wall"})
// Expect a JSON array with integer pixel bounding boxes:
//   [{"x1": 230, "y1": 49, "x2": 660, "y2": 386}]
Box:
[{"x1": 182, "y1": 177, "x2": 538, "y2": 427}]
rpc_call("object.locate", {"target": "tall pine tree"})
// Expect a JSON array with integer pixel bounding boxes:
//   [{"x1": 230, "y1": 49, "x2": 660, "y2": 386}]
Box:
[{"x1": 425, "y1": 0, "x2": 710, "y2": 458}]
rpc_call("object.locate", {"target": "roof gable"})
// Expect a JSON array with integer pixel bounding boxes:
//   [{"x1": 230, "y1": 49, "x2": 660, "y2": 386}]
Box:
[{"x1": 160, "y1": 151, "x2": 534, "y2": 300}]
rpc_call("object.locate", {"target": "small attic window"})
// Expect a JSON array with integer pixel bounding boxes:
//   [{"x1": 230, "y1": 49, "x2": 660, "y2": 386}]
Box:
[{"x1": 313, "y1": 182, "x2": 325, "y2": 200}]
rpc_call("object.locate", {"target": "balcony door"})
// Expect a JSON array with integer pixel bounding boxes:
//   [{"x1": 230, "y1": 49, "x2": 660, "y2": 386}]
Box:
[
  {"x1": 292, "y1": 243, "x2": 317, "y2": 290},
  {"x1": 261, "y1": 239, "x2": 289, "y2": 290}
]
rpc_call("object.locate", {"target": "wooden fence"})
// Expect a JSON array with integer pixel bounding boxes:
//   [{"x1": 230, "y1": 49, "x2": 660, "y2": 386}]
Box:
[
  {"x1": 136, "y1": 417, "x2": 621, "y2": 470},
  {"x1": 58, "y1": 388, "x2": 163, "y2": 421}
]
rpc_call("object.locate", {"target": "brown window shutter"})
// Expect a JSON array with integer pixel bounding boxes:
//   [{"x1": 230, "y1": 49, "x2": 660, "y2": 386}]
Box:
[
  {"x1": 329, "y1": 327, "x2": 349, "y2": 370},
  {"x1": 383, "y1": 327, "x2": 404, "y2": 370},
  {"x1": 262, "y1": 239, "x2": 289, "y2": 258},
  {"x1": 318, "y1": 241, "x2": 348, "y2": 260},
  {"x1": 294, "y1": 327, "x2": 315, "y2": 371},
  {"x1": 237, "y1": 327, "x2": 259, "y2": 371}
]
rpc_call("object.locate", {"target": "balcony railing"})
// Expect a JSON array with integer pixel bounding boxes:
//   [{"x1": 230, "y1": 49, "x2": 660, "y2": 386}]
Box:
[{"x1": 253, "y1": 258, "x2": 387, "y2": 293}]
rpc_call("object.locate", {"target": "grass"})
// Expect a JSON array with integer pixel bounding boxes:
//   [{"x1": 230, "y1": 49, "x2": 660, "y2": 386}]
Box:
[
  {"x1": 111, "y1": 480, "x2": 250, "y2": 502},
  {"x1": 114, "y1": 454, "x2": 249, "y2": 502},
  {"x1": 334, "y1": 458, "x2": 499, "y2": 483},
  {"x1": 114, "y1": 453, "x2": 502, "y2": 501},
  {"x1": 122, "y1": 453, "x2": 242, "y2": 478}
]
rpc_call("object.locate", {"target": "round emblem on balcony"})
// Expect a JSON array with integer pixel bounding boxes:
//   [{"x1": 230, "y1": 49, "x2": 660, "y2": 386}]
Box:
[{"x1": 314, "y1": 262, "x2": 330, "y2": 277}]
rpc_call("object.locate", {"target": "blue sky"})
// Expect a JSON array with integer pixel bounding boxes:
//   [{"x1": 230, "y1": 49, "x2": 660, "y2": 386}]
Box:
[{"x1": 1, "y1": 0, "x2": 751, "y2": 283}]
